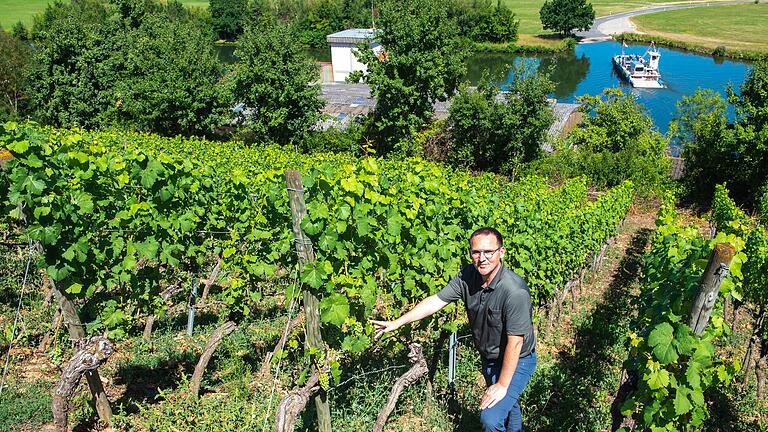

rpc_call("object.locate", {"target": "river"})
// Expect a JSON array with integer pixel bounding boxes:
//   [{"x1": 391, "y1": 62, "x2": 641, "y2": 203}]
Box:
[
  {"x1": 467, "y1": 41, "x2": 751, "y2": 137},
  {"x1": 216, "y1": 41, "x2": 752, "y2": 138}
]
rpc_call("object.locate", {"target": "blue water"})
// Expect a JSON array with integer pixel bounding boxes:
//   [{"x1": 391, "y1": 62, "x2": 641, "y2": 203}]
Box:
[
  {"x1": 218, "y1": 41, "x2": 752, "y2": 137},
  {"x1": 468, "y1": 41, "x2": 752, "y2": 135}
]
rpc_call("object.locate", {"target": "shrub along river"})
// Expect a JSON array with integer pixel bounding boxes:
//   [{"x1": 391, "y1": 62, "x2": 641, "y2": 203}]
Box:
[{"x1": 216, "y1": 41, "x2": 751, "y2": 137}]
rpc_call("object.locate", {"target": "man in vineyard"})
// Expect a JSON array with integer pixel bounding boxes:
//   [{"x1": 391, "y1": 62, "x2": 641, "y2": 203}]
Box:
[{"x1": 371, "y1": 227, "x2": 536, "y2": 432}]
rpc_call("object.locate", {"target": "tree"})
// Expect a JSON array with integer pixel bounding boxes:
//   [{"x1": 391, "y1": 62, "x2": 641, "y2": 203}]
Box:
[
  {"x1": 729, "y1": 59, "x2": 768, "y2": 204},
  {"x1": 448, "y1": 64, "x2": 554, "y2": 175},
  {"x1": 539, "y1": 0, "x2": 594, "y2": 37},
  {"x1": 458, "y1": 1, "x2": 519, "y2": 43},
  {"x1": 26, "y1": 0, "x2": 117, "y2": 128},
  {"x1": 0, "y1": 30, "x2": 33, "y2": 119},
  {"x1": 670, "y1": 89, "x2": 734, "y2": 200},
  {"x1": 210, "y1": 0, "x2": 249, "y2": 40},
  {"x1": 26, "y1": 0, "x2": 225, "y2": 135},
  {"x1": 296, "y1": 0, "x2": 344, "y2": 47},
  {"x1": 230, "y1": 23, "x2": 324, "y2": 145},
  {"x1": 534, "y1": 89, "x2": 670, "y2": 194},
  {"x1": 106, "y1": 15, "x2": 229, "y2": 137},
  {"x1": 10, "y1": 21, "x2": 29, "y2": 40},
  {"x1": 356, "y1": 0, "x2": 468, "y2": 153},
  {"x1": 672, "y1": 60, "x2": 768, "y2": 205}
]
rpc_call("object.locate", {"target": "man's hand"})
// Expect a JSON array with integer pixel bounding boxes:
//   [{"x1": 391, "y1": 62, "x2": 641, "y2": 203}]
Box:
[
  {"x1": 480, "y1": 383, "x2": 508, "y2": 410},
  {"x1": 371, "y1": 319, "x2": 401, "y2": 339}
]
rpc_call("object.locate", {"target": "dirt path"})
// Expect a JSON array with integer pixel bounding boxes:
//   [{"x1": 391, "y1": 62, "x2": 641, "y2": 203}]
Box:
[{"x1": 524, "y1": 207, "x2": 658, "y2": 430}]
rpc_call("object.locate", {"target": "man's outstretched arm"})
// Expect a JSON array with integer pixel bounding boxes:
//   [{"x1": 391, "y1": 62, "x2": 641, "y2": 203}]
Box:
[{"x1": 371, "y1": 294, "x2": 449, "y2": 338}]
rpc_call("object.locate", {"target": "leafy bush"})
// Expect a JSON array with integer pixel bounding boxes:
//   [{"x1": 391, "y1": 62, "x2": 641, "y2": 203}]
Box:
[
  {"x1": 447, "y1": 64, "x2": 554, "y2": 176},
  {"x1": 671, "y1": 59, "x2": 768, "y2": 206},
  {"x1": 532, "y1": 88, "x2": 671, "y2": 196}
]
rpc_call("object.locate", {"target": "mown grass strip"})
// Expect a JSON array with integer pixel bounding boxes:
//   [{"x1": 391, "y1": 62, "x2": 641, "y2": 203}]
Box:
[{"x1": 631, "y1": 3, "x2": 768, "y2": 54}]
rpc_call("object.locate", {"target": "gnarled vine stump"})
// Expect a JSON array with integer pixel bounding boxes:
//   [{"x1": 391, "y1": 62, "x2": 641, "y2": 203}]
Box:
[
  {"x1": 189, "y1": 320, "x2": 237, "y2": 397},
  {"x1": 200, "y1": 256, "x2": 222, "y2": 302},
  {"x1": 52, "y1": 336, "x2": 113, "y2": 432},
  {"x1": 275, "y1": 371, "x2": 321, "y2": 432},
  {"x1": 143, "y1": 284, "x2": 183, "y2": 341},
  {"x1": 373, "y1": 343, "x2": 429, "y2": 432}
]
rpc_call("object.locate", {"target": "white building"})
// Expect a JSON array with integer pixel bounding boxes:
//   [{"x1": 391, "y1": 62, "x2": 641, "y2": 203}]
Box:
[{"x1": 326, "y1": 29, "x2": 381, "y2": 82}]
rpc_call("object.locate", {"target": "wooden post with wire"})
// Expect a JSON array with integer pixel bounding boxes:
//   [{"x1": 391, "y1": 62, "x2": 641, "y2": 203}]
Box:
[
  {"x1": 284, "y1": 170, "x2": 332, "y2": 432},
  {"x1": 689, "y1": 242, "x2": 736, "y2": 336}
]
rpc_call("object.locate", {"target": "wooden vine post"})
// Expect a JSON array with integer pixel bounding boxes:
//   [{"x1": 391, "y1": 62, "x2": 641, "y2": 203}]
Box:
[
  {"x1": 189, "y1": 320, "x2": 237, "y2": 397},
  {"x1": 284, "y1": 170, "x2": 332, "y2": 432},
  {"x1": 688, "y1": 243, "x2": 736, "y2": 336}
]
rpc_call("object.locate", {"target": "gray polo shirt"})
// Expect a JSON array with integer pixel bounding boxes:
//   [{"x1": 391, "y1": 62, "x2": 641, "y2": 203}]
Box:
[{"x1": 436, "y1": 263, "x2": 535, "y2": 360}]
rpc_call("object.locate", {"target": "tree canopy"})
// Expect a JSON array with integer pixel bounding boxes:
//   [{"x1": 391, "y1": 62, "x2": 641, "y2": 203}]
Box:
[
  {"x1": 230, "y1": 23, "x2": 324, "y2": 145},
  {"x1": 24, "y1": 0, "x2": 226, "y2": 137},
  {"x1": 539, "y1": 0, "x2": 595, "y2": 37},
  {"x1": 448, "y1": 64, "x2": 554, "y2": 176},
  {"x1": 0, "y1": 30, "x2": 33, "y2": 120},
  {"x1": 107, "y1": 15, "x2": 229, "y2": 136},
  {"x1": 673, "y1": 60, "x2": 768, "y2": 205},
  {"x1": 356, "y1": 0, "x2": 469, "y2": 153},
  {"x1": 210, "y1": 0, "x2": 249, "y2": 41}
]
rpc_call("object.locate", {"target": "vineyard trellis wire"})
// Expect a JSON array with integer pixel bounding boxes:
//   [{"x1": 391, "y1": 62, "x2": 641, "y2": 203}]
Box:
[
  {"x1": 1, "y1": 121, "x2": 636, "y2": 428},
  {"x1": 260, "y1": 269, "x2": 302, "y2": 432},
  {"x1": 0, "y1": 237, "x2": 33, "y2": 395}
]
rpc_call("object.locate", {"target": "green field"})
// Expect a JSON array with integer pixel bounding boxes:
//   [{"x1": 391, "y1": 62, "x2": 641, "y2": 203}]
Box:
[
  {"x1": 632, "y1": 3, "x2": 768, "y2": 53},
  {"x1": 0, "y1": 0, "x2": 207, "y2": 29},
  {"x1": 501, "y1": 0, "x2": 731, "y2": 36},
  {"x1": 0, "y1": 0, "x2": 741, "y2": 46}
]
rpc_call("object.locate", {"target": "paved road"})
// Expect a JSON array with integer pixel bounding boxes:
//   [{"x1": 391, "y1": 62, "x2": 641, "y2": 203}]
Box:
[{"x1": 575, "y1": 1, "x2": 753, "y2": 41}]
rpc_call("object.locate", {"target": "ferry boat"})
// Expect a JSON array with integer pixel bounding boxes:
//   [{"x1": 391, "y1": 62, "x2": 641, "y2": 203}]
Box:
[{"x1": 612, "y1": 43, "x2": 664, "y2": 89}]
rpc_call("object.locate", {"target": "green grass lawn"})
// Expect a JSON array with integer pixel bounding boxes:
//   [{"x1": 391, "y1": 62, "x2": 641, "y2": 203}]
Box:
[
  {"x1": 0, "y1": 0, "x2": 208, "y2": 29},
  {"x1": 501, "y1": 0, "x2": 720, "y2": 36},
  {"x1": 632, "y1": 3, "x2": 768, "y2": 52},
  {"x1": 0, "y1": 0, "x2": 743, "y2": 48}
]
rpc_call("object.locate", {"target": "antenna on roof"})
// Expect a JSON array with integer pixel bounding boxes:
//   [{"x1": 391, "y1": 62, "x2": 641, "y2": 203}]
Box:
[{"x1": 371, "y1": 0, "x2": 376, "y2": 29}]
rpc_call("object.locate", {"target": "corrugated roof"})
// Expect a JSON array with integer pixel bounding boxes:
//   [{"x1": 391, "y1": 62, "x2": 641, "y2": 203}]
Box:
[
  {"x1": 327, "y1": 28, "x2": 377, "y2": 39},
  {"x1": 327, "y1": 28, "x2": 380, "y2": 44}
]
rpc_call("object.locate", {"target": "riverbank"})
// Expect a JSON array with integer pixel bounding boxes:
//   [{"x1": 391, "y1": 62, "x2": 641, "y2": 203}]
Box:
[
  {"x1": 615, "y1": 32, "x2": 766, "y2": 61},
  {"x1": 630, "y1": 2, "x2": 768, "y2": 60}
]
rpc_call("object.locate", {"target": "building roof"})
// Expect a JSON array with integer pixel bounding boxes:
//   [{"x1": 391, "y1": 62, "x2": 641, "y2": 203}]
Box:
[{"x1": 327, "y1": 28, "x2": 378, "y2": 44}]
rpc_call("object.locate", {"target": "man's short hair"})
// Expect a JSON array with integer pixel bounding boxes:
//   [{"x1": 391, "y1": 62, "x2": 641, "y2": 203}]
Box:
[{"x1": 469, "y1": 227, "x2": 503, "y2": 248}]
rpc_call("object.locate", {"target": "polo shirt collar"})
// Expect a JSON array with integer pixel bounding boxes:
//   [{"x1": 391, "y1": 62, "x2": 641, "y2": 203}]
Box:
[{"x1": 481, "y1": 263, "x2": 506, "y2": 291}]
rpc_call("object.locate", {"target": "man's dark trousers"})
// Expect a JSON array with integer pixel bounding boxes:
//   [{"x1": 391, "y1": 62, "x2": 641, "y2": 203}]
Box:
[{"x1": 479, "y1": 352, "x2": 537, "y2": 432}]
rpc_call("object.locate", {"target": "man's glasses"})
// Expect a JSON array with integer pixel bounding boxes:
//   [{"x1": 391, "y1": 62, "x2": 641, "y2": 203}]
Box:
[{"x1": 470, "y1": 247, "x2": 501, "y2": 260}]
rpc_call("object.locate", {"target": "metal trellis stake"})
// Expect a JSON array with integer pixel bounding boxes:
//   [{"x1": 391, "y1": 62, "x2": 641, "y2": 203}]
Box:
[
  {"x1": 447, "y1": 331, "x2": 457, "y2": 389},
  {"x1": 187, "y1": 272, "x2": 199, "y2": 336}
]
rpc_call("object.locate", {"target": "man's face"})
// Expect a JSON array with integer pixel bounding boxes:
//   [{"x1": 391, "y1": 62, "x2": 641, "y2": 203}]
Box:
[{"x1": 469, "y1": 233, "x2": 505, "y2": 278}]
